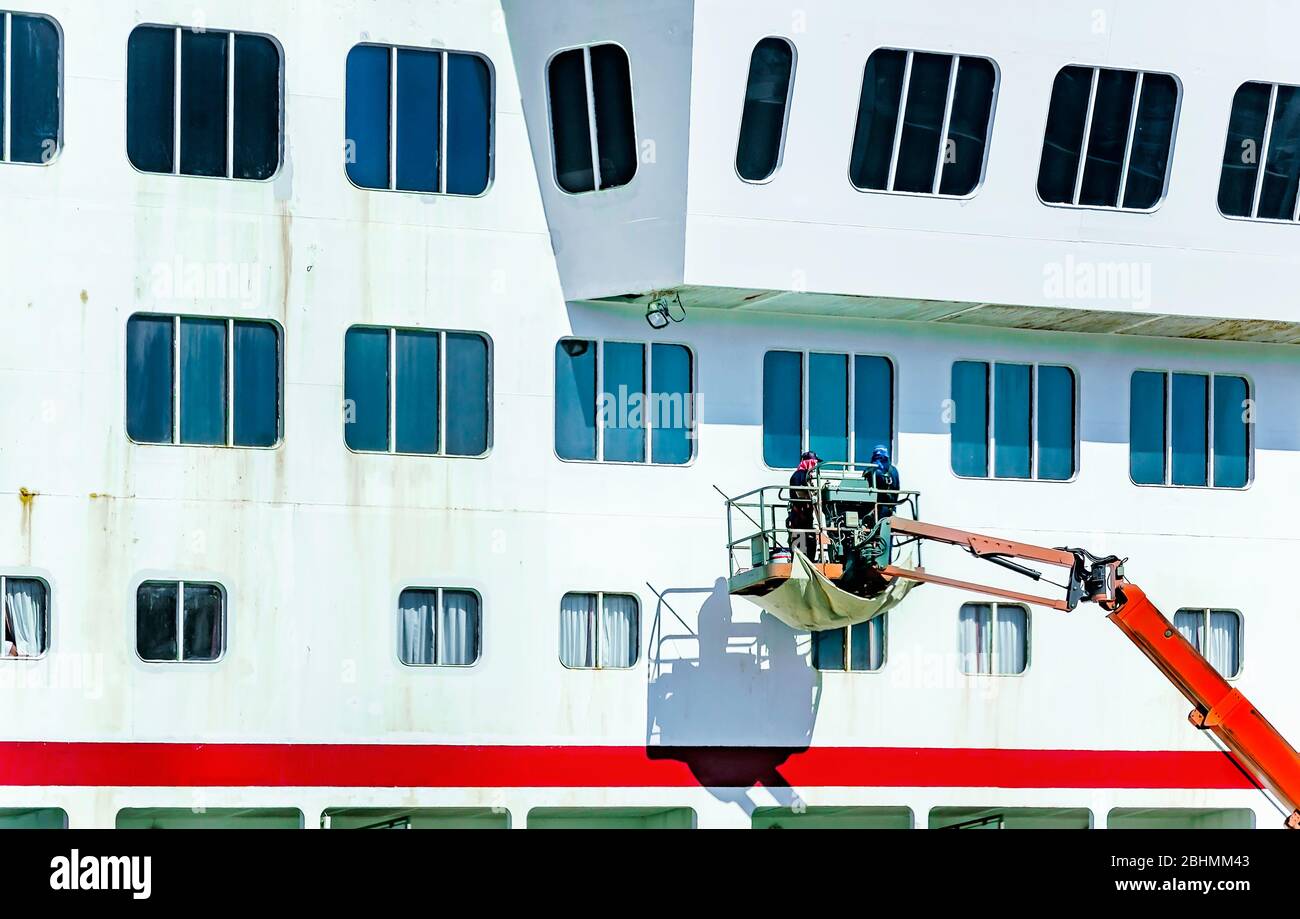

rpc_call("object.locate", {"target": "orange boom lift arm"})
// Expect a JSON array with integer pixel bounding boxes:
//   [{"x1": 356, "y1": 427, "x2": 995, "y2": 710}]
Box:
[{"x1": 880, "y1": 516, "x2": 1300, "y2": 830}]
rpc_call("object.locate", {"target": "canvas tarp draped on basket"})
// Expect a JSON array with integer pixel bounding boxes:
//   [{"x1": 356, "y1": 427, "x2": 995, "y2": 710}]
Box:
[{"x1": 744, "y1": 549, "x2": 919, "y2": 632}]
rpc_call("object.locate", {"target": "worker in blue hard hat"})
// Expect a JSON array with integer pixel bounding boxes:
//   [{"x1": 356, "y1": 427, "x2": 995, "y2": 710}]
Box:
[{"x1": 865, "y1": 444, "x2": 900, "y2": 518}]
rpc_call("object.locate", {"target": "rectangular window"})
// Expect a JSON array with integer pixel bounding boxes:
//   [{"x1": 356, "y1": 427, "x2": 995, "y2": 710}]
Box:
[
  {"x1": 811, "y1": 616, "x2": 886, "y2": 672},
  {"x1": 1, "y1": 575, "x2": 48, "y2": 659},
  {"x1": 1, "y1": 11, "x2": 61, "y2": 165},
  {"x1": 345, "y1": 44, "x2": 493, "y2": 196},
  {"x1": 1038, "y1": 65, "x2": 1178, "y2": 210},
  {"x1": 958, "y1": 603, "x2": 1028, "y2": 675},
  {"x1": 548, "y1": 43, "x2": 637, "y2": 193},
  {"x1": 1173, "y1": 608, "x2": 1242, "y2": 679},
  {"x1": 1129, "y1": 371, "x2": 1249, "y2": 488},
  {"x1": 555, "y1": 340, "x2": 693, "y2": 465},
  {"x1": 762, "y1": 351, "x2": 893, "y2": 468},
  {"x1": 126, "y1": 315, "x2": 280, "y2": 448},
  {"x1": 398, "y1": 588, "x2": 481, "y2": 667},
  {"x1": 344, "y1": 327, "x2": 491, "y2": 457},
  {"x1": 559, "y1": 592, "x2": 639, "y2": 669},
  {"x1": 950, "y1": 361, "x2": 1075, "y2": 480},
  {"x1": 136, "y1": 580, "x2": 225, "y2": 663},
  {"x1": 849, "y1": 49, "x2": 997, "y2": 197},
  {"x1": 1218, "y1": 81, "x2": 1300, "y2": 221},
  {"x1": 127, "y1": 25, "x2": 282, "y2": 180},
  {"x1": 736, "y1": 37, "x2": 795, "y2": 183}
]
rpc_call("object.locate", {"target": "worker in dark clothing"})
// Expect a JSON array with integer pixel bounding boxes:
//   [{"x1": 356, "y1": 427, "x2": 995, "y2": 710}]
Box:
[
  {"x1": 865, "y1": 444, "x2": 900, "y2": 518},
  {"x1": 786, "y1": 451, "x2": 822, "y2": 560}
]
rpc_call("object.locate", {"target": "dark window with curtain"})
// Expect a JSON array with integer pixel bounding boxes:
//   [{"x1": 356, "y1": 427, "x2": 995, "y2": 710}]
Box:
[
  {"x1": 126, "y1": 315, "x2": 280, "y2": 448},
  {"x1": 2, "y1": 12, "x2": 61, "y2": 165},
  {"x1": 1219, "y1": 81, "x2": 1300, "y2": 221},
  {"x1": 548, "y1": 43, "x2": 637, "y2": 193},
  {"x1": 398, "y1": 588, "x2": 482, "y2": 667},
  {"x1": 0, "y1": 575, "x2": 49, "y2": 659},
  {"x1": 1130, "y1": 371, "x2": 1249, "y2": 488},
  {"x1": 127, "y1": 25, "x2": 281, "y2": 180},
  {"x1": 344, "y1": 44, "x2": 493, "y2": 195},
  {"x1": 136, "y1": 581, "x2": 224, "y2": 663},
  {"x1": 1037, "y1": 65, "x2": 1178, "y2": 209},
  {"x1": 762, "y1": 351, "x2": 894, "y2": 469},
  {"x1": 343, "y1": 327, "x2": 490, "y2": 457},
  {"x1": 736, "y1": 37, "x2": 795, "y2": 182},
  {"x1": 1173, "y1": 608, "x2": 1242, "y2": 679},
  {"x1": 812, "y1": 616, "x2": 886, "y2": 672},
  {"x1": 849, "y1": 49, "x2": 996, "y2": 197},
  {"x1": 555, "y1": 340, "x2": 693, "y2": 465},
  {"x1": 950, "y1": 361, "x2": 1075, "y2": 481}
]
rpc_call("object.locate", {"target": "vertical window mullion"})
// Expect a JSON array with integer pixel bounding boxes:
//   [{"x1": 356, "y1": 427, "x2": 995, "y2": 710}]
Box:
[
  {"x1": 173, "y1": 27, "x2": 183, "y2": 175},
  {"x1": 1072, "y1": 68, "x2": 1100, "y2": 205},
  {"x1": 388, "y1": 328, "x2": 398, "y2": 453},
  {"x1": 2, "y1": 13, "x2": 11, "y2": 162},
  {"x1": 593, "y1": 591, "x2": 603, "y2": 669},
  {"x1": 172, "y1": 316, "x2": 182, "y2": 444},
  {"x1": 886, "y1": 51, "x2": 913, "y2": 192},
  {"x1": 931, "y1": 55, "x2": 960, "y2": 195},
  {"x1": 1164, "y1": 372, "x2": 1173, "y2": 485},
  {"x1": 594, "y1": 341, "x2": 605, "y2": 462},
  {"x1": 226, "y1": 32, "x2": 235, "y2": 179},
  {"x1": 1206, "y1": 373, "x2": 1216, "y2": 486},
  {"x1": 1252, "y1": 84, "x2": 1278, "y2": 219},
  {"x1": 389, "y1": 47, "x2": 398, "y2": 191},
  {"x1": 987, "y1": 362, "x2": 997, "y2": 479},
  {"x1": 644, "y1": 343, "x2": 653, "y2": 464},
  {"x1": 438, "y1": 330, "x2": 448, "y2": 456},
  {"x1": 439, "y1": 51, "x2": 449, "y2": 194},
  {"x1": 801, "y1": 352, "x2": 810, "y2": 453},
  {"x1": 176, "y1": 581, "x2": 185, "y2": 663},
  {"x1": 1114, "y1": 72, "x2": 1143, "y2": 209},
  {"x1": 847, "y1": 352, "x2": 856, "y2": 466},
  {"x1": 226, "y1": 319, "x2": 235, "y2": 446},
  {"x1": 583, "y1": 47, "x2": 602, "y2": 191},
  {"x1": 1030, "y1": 365, "x2": 1039, "y2": 480},
  {"x1": 432, "y1": 587, "x2": 442, "y2": 666}
]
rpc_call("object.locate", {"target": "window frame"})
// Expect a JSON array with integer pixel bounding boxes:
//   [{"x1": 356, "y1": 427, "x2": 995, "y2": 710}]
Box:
[
  {"x1": 342, "y1": 324, "x2": 494, "y2": 460},
  {"x1": 1035, "y1": 63, "x2": 1182, "y2": 214},
  {"x1": 847, "y1": 47, "x2": 1000, "y2": 201},
  {"x1": 811, "y1": 616, "x2": 888, "y2": 674},
  {"x1": 557, "y1": 590, "x2": 641, "y2": 671},
  {"x1": 395, "y1": 585, "x2": 484, "y2": 669},
  {"x1": 133, "y1": 578, "x2": 228, "y2": 665},
  {"x1": 124, "y1": 23, "x2": 286, "y2": 183},
  {"x1": 733, "y1": 35, "x2": 798, "y2": 186},
  {"x1": 949, "y1": 358, "x2": 1080, "y2": 483},
  {"x1": 0, "y1": 10, "x2": 64, "y2": 167},
  {"x1": 957, "y1": 601, "x2": 1031, "y2": 677},
  {"x1": 342, "y1": 41, "x2": 497, "y2": 198},
  {"x1": 1217, "y1": 80, "x2": 1300, "y2": 224},
  {"x1": 553, "y1": 337, "x2": 697, "y2": 467},
  {"x1": 761, "y1": 349, "x2": 898, "y2": 471},
  {"x1": 1127, "y1": 368, "x2": 1254, "y2": 490},
  {"x1": 544, "y1": 40, "x2": 639, "y2": 197},
  {"x1": 1173, "y1": 607, "x2": 1244, "y2": 681},
  {"x1": 0, "y1": 572, "x2": 51, "y2": 661},
  {"x1": 124, "y1": 313, "x2": 285, "y2": 450}
]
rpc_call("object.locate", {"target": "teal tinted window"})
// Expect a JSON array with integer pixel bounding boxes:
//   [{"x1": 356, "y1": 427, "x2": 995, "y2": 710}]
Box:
[
  {"x1": 179, "y1": 319, "x2": 227, "y2": 446},
  {"x1": 853, "y1": 356, "x2": 894, "y2": 466},
  {"x1": 953, "y1": 362, "x2": 1074, "y2": 480},
  {"x1": 993, "y1": 363, "x2": 1031, "y2": 479},
  {"x1": 762, "y1": 351, "x2": 802, "y2": 468},
  {"x1": 557, "y1": 341, "x2": 693, "y2": 464},
  {"x1": 1037, "y1": 365, "x2": 1075, "y2": 481},
  {"x1": 233, "y1": 321, "x2": 280, "y2": 448},
  {"x1": 1130, "y1": 371, "x2": 1166, "y2": 484},
  {"x1": 813, "y1": 617, "x2": 885, "y2": 672},
  {"x1": 395, "y1": 50, "x2": 440, "y2": 193},
  {"x1": 950, "y1": 361, "x2": 988, "y2": 477},
  {"x1": 347, "y1": 327, "x2": 490, "y2": 456},
  {"x1": 1130, "y1": 371, "x2": 1249, "y2": 488},
  {"x1": 1171, "y1": 373, "x2": 1208, "y2": 486},
  {"x1": 345, "y1": 44, "x2": 390, "y2": 189},
  {"x1": 5, "y1": 13, "x2": 61, "y2": 165},
  {"x1": 1213, "y1": 376, "x2": 1249, "y2": 488},
  {"x1": 764, "y1": 351, "x2": 894, "y2": 469},
  {"x1": 808, "y1": 353, "x2": 848, "y2": 464},
  {"x1": 127, "y1": 315, "x2": 175, "y2": 444}
]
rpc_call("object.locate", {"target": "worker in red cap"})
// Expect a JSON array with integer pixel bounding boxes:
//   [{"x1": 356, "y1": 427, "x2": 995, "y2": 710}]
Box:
[{"x1": 787, "y1": 451, "x2": 822, "y2": 560}]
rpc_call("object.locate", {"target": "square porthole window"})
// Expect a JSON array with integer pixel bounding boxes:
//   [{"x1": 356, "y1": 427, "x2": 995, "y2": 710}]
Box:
[
  {"x1": 0, "y1": 11, "x2": 62, "y2": 165},
  {"x1": 1129, "y1": 371, "x2": 1250, "y2": 488},
  {"x1": 950, "y1": 361, "x2": 1076, "y2": 481},
  {"x1": 559, "y1": 592, "x2": 639, "y2": 669},
  {"x1": 1, "y1": 575, "x2": 49, "y2": 659},
  {"x1": 547, "y1": 43, "x2": 637, "y2": 193},
  {"x1": 126, "y1": 25, "x2": 283, "y2": 180},
  {"x1": 136, "y1": 580, "x2": 225, "y2": 663},
  {"x1": 1218, "y1": 81, "x2": 1300, "y2": 222},
  {"x1": 398, "y1": 588, "x2": 482, "y2": 667},
  {"x1": 958, "y1": 602, "x2": 1028, "y2": 675},
  {"x1": 1173, "y1": 608, "x2": 1242, "y2": 679}
]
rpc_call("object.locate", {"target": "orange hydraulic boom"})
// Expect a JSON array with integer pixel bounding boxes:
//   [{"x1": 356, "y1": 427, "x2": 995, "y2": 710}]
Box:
[{"x1": 882, "y1": 517, "x2": 1300, "y2": 830}]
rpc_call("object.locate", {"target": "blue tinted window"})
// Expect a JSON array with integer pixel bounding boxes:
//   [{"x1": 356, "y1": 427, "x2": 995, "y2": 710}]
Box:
[
  {"x1": 1037, "y1": 366, "x2": 1075, "y2": 481},
  {"x1": 763, "y1": 351, "x2": 802, "y2": 467},
  {"x1": 849, "y1": 617, "x2": 886, "y2": 671},
  {"x1": 344, "y1": 328, "x2": 390, "y2": 452},
  {"x1": 808, "y1": 353, "x2": 848, "y2": 464},
  {"x1": 811, "y1": 629, "x2": 845, "y2": 671},
  {"x1": 396, "y1": 331, "x2": 439, "y2": 454},
  {"x1": 1130, "y1": 371, "x2": 1167, "y2": 484},
  {"x1": 233, "y1": 322, "x2": 279, "y2": 447},
  {"x1": 651, "y1": 344, "x2": 692, "y2": 465},
  {"x1": 556, "y1": 340, "x2": 597, "y2": 461},
  {"x1": 603, "y1": 342, "x2": 646, "y2": 463},
  {"x1": 345, "y1": 44, "x2": 390, "y2": 189},
  {"x1": 1213, "y1": 376, "x2": 1249, "y2": 488},
  {"x1": 1171, "y1": 374, "x2": 1208, "y2": 487},
  {"x1": 447, "y1": 52, "x2": 492, "y2": 195},
  {"x1": 180, "y1": 319, "x2": 227, "y2": 446},
  {"x1": 395, "y1": 49, "x2": 440, "y2": 193},
  {"x1": 993, "y1": 363, "x2": 1032, "y2": 479},
  {"x1": 853, "y1": 356, "x2": 893, "y2": 467},
  {"x1": 951, "y1": 361, "x2": 988, "y2": 477},
  {"x1": 127, "y1": 316, "x2": 175, "y2": 444},
  {"x1": 179, "y1": 29, "x2": 229, "y2": 178},
  {"x1": 127, "y1": 26, "x2": 176, "y2": 173},
  {"x1": 445, "y1": 332, "x2": 490, "y2": 457},
  {"x1": 8, "y1": 14, "x2": 60, "y2": 165}
]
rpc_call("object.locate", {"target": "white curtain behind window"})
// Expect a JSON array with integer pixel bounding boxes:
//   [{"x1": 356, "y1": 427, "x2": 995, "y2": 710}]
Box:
[
  {"x1": 958, "y1": 603, "x2": 989, "y2": 674},
  {"x1": 560, "y1": 593, "x2": 596, "y2": 668},
  {"x1": 1207, "y1": 610, "x2": 1240, "y2": 678},
  {"x1": 437, "y1": 591, "x2": 480, "y2": 666},
  {"x1": 1172, "y1": 609, "x2": 1203, "y2": 653},
  {"x1": 399, "y1": 590, "x2": 436, "y2": 665},
  {"x1": 5, "y1": 580, "x2": 46, "y2": 659},
  {"x1": 600, "y1": 595, "x2": 638, "y2": 668},
  {"x1": 995, "y1": 605, "x2": 1027, "y2": 675}
]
